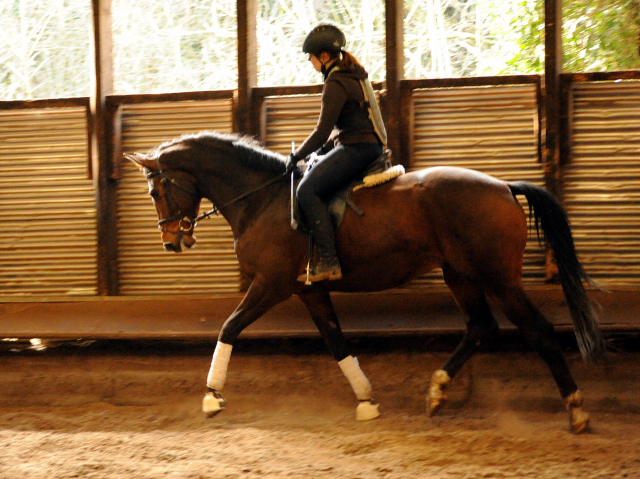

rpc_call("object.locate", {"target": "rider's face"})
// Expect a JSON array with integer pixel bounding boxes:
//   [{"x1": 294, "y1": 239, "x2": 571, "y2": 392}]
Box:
[{"x1": 308, "y1": 54, "x2": 323, "y2": 72}]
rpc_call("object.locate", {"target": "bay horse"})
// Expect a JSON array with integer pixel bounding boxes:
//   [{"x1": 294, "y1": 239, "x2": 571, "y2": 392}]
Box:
[{"x1": 125, "y1": 131, "x2": 606, "y2": 434}]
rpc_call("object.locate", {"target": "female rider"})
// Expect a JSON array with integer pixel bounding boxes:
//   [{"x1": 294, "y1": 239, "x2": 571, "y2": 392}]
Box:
[{"x1": 287, "y1": 24, "x2": 386, "y2": 282}]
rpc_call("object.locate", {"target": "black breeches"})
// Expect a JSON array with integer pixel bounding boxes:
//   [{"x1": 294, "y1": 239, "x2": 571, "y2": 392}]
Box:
[{"x1": 296, "y1": 143, "x2": 383, "y2": 258}]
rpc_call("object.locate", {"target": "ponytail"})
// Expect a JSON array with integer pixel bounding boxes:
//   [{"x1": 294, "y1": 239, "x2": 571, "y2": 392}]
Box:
[
  {"x1": 320, "y1": 48, "x2": 367, "y2": 74},
  {"x1": 339, "y1": 50, "x2": 364, "y2": 70}
]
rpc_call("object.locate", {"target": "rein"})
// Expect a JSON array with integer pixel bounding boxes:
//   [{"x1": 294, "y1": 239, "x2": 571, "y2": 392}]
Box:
[
  {"x1": 194, "y1": 173, "x2": 286, "y2": 222},
  {"x1": 147, "y1": 156, "x2": 287, "y2": 235}
]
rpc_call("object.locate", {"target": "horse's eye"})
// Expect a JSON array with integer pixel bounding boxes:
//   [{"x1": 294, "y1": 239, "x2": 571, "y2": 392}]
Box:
[{"x1": 150, "y1": 191, "x2": 159, "y2": 200}]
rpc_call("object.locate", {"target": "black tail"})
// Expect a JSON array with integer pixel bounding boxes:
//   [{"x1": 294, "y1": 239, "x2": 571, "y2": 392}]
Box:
[{"x1": 508, "y1": 181, "x2": 607, "y2": 364}]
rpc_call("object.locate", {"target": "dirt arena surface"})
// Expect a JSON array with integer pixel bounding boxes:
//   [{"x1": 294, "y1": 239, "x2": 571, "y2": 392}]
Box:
[{"x1": 1, "y1": 336, "x2": 639, "y2": 479}]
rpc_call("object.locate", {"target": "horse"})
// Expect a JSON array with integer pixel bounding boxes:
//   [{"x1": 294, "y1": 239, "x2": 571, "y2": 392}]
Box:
[{"x1": 125, "y1": 131, "x2": 606, "y2": 434}]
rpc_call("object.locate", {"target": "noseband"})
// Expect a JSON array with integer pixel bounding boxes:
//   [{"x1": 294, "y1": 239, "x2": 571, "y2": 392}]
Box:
[
  {"x1": 146, "y1": 156, "x2": 288, "y2": 238},
  {"x1": 145, "y1": 157, "x2": 200, "y2": 239}
]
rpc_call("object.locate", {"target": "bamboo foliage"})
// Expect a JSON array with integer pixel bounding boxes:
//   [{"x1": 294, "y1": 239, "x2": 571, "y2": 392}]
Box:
[
  {"x1": 563, "y1": 0, "x2": 640, "y2": 72},
  {"x1": 256, "y1": 0, "x2": 386, "y2": 85},
  {"x1": 0, "y1": 0, "x2": 91, "y2": 99},
  {"x1": 0, "y1": 0, "x2": 639, "y2": 100},
  {"x1": 111, "y1": 0, "x2": 238, "y2": 93},
  {"x1": 405, "y1": 0, "x2": 541, "y2": 78}
]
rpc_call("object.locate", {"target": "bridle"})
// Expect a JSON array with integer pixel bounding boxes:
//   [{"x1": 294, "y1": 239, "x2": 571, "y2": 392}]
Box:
[
  {"x1": 146, "y1": 156, "x2": 287, "y2": 238},
  {"x1": 145, "y1": 161, "x2": 199, "y2": 241}
]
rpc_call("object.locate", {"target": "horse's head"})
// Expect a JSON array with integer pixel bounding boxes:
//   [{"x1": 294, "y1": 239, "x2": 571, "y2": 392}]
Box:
[{"x1": 124, "y1": 151, "x2": 200, "y2": 253}]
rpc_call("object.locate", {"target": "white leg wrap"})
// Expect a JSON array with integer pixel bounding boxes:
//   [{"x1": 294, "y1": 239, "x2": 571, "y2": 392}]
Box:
[
  {"x1": 338, "y1": 355, "x2": 373, "y2": 401},
  {"x1": 206, "y1": 342, "x2": 233, "y2": 391}
]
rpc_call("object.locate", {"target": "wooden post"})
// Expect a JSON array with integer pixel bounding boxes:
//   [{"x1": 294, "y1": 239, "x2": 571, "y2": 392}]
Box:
[
  {"x1": 90, "y1": 0, "x2": 119, "y2": 295},
  {"x1": 543, "y1": 0, "x2": 563, "y2": 280},
  {"x1": 543, "y1": 0, "x2": 562, "y2": 197},
  {"x1": 385, "y1": 0, "x2": 405, "y2": 167},
  {"x1": 236, "y1": 0, "x2": 257, "y2": 135}
]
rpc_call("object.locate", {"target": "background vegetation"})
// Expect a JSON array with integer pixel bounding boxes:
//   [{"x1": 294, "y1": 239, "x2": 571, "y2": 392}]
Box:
[{"x1": 1, "y1": 0, "x2": 639, "y2": 99}]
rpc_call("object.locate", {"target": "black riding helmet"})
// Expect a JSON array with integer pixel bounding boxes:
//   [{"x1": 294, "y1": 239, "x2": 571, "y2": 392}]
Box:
[{"x1": 302, "y1": 24, "x2": 346, "y2": 57}]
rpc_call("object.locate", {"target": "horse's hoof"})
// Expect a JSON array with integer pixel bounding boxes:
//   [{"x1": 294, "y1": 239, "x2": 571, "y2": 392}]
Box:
[
  {"x1": 565, "y1": 389, "x2": 589, "y2": 434},
  {"x1": 356, "y1": 399, "x2": 380, "y2": 421},
  {"x1": 427, "y1": 369, "x2": 451, "y2": 417},
  {"x1": 570, "y1": 409, "x2": 590, "y2": 434},
  {"x1": 203, "y1": 391, "x2": 227, "y2": 417},
  {"x1": 427, "y1": 398, "x2": 444, "y2": 418}
]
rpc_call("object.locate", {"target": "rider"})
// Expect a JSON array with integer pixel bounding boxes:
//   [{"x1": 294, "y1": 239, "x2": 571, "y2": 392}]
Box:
[{"x1": 287, "y1": 24, "x2": 387, "y2": 283}]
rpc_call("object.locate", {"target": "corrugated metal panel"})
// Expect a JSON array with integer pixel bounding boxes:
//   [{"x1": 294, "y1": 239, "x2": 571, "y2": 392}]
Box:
[
  {"x1": 564, "y1": 81, "x2": 640, "y2": 286},
  {"x1": 410, "y1": 84, "x2": 545, "y2": 288},
  {"x1": 262, "y1": 94, "x2": 322, "y2": 153},
  {"x1": 262, "y1": 90, "x2": 384, "y2": 153},
  {"x1": 0, "y1": 107, "x2": 97, "y2": 296},
  {"x1": 262, "y1": 91, "x2": 385, "y2": 153},
  {"x1": 117, "y1": 99, "x2": 241, "y2": 295}
]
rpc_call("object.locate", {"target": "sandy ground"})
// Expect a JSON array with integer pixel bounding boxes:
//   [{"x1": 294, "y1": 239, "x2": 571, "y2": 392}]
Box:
[{"x1": 0, "y1": 337, "x2": 639, "y2": 479}]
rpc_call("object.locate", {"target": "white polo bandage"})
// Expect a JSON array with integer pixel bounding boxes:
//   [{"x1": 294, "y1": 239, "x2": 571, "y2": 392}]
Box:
[
  {"x1": 206, "y1": 341, "x2": 233, "y2": 391},
  {"x1": 338, "y1": 355, "x2": 373, "y2": 400}
]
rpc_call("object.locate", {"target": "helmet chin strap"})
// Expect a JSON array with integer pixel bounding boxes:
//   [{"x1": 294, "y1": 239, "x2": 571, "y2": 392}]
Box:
[{"x1": 320, "y1": 56, "x2": 339, "y2": 78}]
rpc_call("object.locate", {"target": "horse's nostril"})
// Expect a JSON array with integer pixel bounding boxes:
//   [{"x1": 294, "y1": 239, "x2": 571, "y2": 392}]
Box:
[{"x1": 163, "y1": 242, "x2": 182, "y2": 253}]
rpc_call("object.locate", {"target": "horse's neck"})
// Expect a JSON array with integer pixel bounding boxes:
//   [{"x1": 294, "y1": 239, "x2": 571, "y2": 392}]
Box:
[{"x1": 198, "y1": 165, "x2": 284, "y2": 235}]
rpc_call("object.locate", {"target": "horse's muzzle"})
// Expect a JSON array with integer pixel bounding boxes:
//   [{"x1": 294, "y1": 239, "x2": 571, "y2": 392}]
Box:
[{"x1": 163, "y1": 242, "x2": 182, "y2": 253}]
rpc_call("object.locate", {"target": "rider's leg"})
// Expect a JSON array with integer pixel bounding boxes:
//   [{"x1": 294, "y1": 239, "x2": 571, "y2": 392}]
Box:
[{"x1": 296, "y1": 143, "x2": 382, "y2": 282}]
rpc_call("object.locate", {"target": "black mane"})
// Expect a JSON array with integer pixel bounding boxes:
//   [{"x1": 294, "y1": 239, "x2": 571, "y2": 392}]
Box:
[{"x1": 153, "y1": 131, "x2": 287, "y2": 174}]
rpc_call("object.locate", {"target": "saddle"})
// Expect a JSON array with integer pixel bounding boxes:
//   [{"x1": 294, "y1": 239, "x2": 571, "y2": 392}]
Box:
[{"x1": 290, "y1": 149, "x2": 404, "y2": 234}]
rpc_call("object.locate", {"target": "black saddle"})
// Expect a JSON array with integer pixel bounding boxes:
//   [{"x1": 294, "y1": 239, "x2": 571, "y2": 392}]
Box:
[{"x1": 291, "y1": 150, "x2": 393, "y2": 234}]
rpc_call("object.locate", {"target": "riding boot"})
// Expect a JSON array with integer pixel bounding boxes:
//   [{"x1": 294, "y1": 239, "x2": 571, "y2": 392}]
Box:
[
  {"x1": 297, "y1": 215, "x2": 342, "y2": 282},
  {"x1": 298, "y1": 256, "x2": 342, "y2": 282}
]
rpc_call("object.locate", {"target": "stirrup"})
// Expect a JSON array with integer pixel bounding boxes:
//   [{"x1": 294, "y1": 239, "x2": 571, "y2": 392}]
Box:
[{"x1": 297, "y1": 257, "x2": 342, "y2": 282}]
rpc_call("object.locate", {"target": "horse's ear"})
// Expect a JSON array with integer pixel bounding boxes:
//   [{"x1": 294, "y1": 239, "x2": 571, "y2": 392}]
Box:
[{"x1": 124, "y1": 152, "x2": 156, "y2": 171}]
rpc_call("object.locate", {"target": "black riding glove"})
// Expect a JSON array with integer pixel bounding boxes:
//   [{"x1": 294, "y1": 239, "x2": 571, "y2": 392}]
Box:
[
  {"x1": 314, "y1": 146, "x2": 328, "y2": 157},
  {"x1": 285, "y1": 153, "x2": 299, "y2": 174}
]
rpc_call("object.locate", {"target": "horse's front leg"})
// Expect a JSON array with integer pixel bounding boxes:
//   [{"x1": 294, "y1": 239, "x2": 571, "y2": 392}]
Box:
[
  {"x1": 298, "y1": 287, "x2": 380, "y2": 421},
  {"x1": 203, "y1": 272, "x2": 287, "y2": 417}
]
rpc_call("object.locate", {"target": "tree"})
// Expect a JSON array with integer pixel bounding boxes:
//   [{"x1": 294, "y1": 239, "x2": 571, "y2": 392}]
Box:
[
  {"x1": 1, "y1": 0, "x2": 640, "y2": 100},
  {"x1": 111, "y1": 0, "x2": 237, "y2": 94},
  {"x1": 563, "y1": 0, "x2": 640, "y2": 72},
  {"x1": 0, "y1": 0, "x2": 91, "y2": 99}
]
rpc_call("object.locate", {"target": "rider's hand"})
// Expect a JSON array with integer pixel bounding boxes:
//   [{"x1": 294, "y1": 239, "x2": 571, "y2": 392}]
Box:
[{"x1": 285, "y1": 153, "x2": 299, "y2": 174}]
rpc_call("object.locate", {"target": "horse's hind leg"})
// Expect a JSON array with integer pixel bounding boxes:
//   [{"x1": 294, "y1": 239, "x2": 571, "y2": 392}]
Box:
[
  {"x1": 297, "y1": 287, "x2": 380, "y2": 421},
  {"x1": 491, "y1": 286, "x2": 589, "y2": 434},
  {"x1": 428, "y1": 266, "x2": 499, "y2": 417}
]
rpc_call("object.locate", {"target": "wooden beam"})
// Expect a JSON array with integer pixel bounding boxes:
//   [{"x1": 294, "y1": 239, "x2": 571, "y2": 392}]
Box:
[
  {"x1": 236, "y1": 0, "x2": 257, "y2": 135},
  {"x1": 402, "y1": 75, "x2": 540, "y2": 90},
  {"x1": 91, "y1": 0, "x2": 119, "y2": 295},
  {"x1": 107, "y1": 90, "x2": 235, "y2": 106},
  {"x1": 558, "y1": 73, "x2": 572, "y2": 167},
  {"x1": 543, "y1": 0, "x2": 563, "y2": 281},
  {"x1": 543, "y1": 0, "x2": 562, "y2": 198},
  {"x1": 385, "y1": 0, "x2": 405, "y2": 167},
  {"x1": 252, "y1": 84, "x2": 324, "y2": 98},
  {"x1": 111, "y1": 105, "x2": 123, "y2": 180},
  {"x1": 1, "y1": 289, "x2": 638, "y2": 339},
  {"x1": 0, "y1": 97, "x2": 90, "y2": 109},
  {"x1": 561, "y1": 70, "x2": 640, "y2": 82}
]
